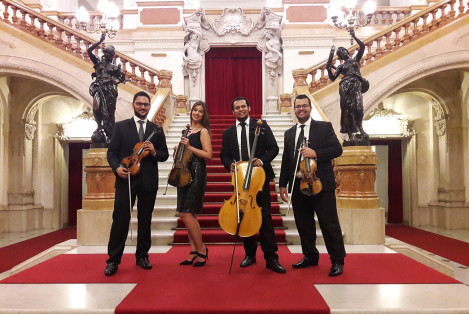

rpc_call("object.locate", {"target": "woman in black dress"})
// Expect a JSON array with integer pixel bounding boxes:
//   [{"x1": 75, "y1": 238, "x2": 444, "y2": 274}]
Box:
[{"x1": 177, "y1": 101, "x2": 212, "y2": 267}]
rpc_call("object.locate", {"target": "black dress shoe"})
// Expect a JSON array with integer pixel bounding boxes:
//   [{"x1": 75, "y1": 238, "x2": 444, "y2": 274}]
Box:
[
  {"x1": 328, "y1": 262, "x2": 344, "y2": 276},
  {"x1": 266, "y1": 259, "x2": 287, "y2": 273},
  {"x1": 240, "y1": 256, "x2": 256, "y2": 268},
  {"x1": 104, "y1": 262, "x2": 118, "y2": 276},
  {"x1": 136, "y1": 257, "x2": 152, "y2": 270},
  {"x1": 292, "y1": 256, "x2": 319, "y2": 269}
]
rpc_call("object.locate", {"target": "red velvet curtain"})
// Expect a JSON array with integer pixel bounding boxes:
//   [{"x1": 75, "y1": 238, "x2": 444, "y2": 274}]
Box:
[
  {"x1": 370, "y1": 139, "x2": 403, "y2": 223},
  {"x1": 68, "y1": 143, "x2": 90, "y2": 225},
  {"x1": 205, "y1": 47, "x2": 262, "y2": 116}
]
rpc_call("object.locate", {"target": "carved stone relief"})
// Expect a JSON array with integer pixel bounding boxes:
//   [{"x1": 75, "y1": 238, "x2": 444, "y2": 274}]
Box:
[{"x1": 209, "y1": 8, "x2": 256, "y2": 36}]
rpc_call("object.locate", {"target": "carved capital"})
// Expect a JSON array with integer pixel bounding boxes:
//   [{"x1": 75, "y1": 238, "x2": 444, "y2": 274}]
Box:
[
  {"x1": 292, "y1": 68, "x2": 309, "y2": 87},
  {"x1": 157, "y1": 70, "x2": 173, "y2": 88}
]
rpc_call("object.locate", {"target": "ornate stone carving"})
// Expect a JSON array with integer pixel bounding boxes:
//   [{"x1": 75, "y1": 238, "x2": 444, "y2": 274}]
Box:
[
  {"x1": 175, "y1": 94, "x2": 189, "y2": 114},
  {"x1": 257, "y1": 7, "x2": 283, "y2": 86},
  {"x1": 210, "y1": 8, "x2": 256, "y2": 36},
  {"x1": 24, "y1": 103, "x2": 39, "y2": 141},
  {"x1": 183, "y1": 9, "x2": 210, "y2": 87},
  {"x1": 279, "y1": 93, "x2": 292, "y2": 114}
]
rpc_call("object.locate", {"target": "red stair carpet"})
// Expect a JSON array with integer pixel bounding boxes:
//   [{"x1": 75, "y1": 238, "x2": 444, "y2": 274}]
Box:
[
  {"x1": 2, "y1": 245, "x2": 459, "y2": 313},
  {"x1": 0, "y1": 227, "x2": 76, "y2": 273},
  {"x1": 174, "y1": 114, "x2": 286, "y2": 244},
  {"x1": 385, "y1": 224, "x2": 469, "y2": 267}
]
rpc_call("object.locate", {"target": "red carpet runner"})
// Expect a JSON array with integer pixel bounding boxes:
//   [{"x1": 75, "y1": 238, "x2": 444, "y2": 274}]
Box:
[
  {"x1": 174, "y1": 115, "x2": 286, "y2": 244},
  {"x1": 0, "y1": 227, "x2": 76, "y2": 273},
  {"x1": 2, "y1": 245, "x2": 459, "y2": 313},
  {"x1": 385, "y1": 224, "x2": 469, "y2": 267}
]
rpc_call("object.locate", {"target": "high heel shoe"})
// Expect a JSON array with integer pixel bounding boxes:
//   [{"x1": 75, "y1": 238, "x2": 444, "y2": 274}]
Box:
[
  {"x1": 180, "y1": 251, "x2": 197, "y2": 265},
  {"x1": 193, "y1": 247, "x2": 209, "y2": 267}
]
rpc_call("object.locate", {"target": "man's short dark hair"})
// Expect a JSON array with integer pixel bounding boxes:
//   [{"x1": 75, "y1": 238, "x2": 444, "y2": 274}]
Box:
[
  {"x1": 294, "y1": 94, "x2": 311, "y2": 107},
  {"x1": 231, "y1": 97, "x2": 250, "y2": 110},
  {"x1": 133, "y1": 91, "x2": 151, "y2": 104}
]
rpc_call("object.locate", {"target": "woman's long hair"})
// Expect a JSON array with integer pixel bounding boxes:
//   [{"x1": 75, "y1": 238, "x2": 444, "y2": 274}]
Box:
[{"x1": 190, "y1": 101, "x2": 211, "y2": 136}]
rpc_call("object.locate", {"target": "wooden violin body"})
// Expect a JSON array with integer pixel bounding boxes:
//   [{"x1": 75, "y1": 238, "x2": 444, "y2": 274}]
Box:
[
  {"x1": 120, "y1": 127, "x2": 160, "y2": 175},
  {"x1": 218, "y1": 161, "x2": 265, "y2": 237},
  {"x1": 218, "y1": 120, "x2": 265, "y2": 238},
  {"x1": 168, "y1": 125, "x2": 193, "y2": 187},
  {"x1": 298, "y1": 137, "x2": 322, "y2": 195}
]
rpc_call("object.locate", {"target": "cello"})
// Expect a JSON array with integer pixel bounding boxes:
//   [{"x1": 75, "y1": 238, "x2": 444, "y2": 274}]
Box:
[
  {"x1": 218, "y1": 120, "x2": 265, "y2": 238},
  {"x1": 168, "y1": 124, "x2": 193, "y2": 187},
  {"x1": 298, "y1": 137, "x2": 322, "y2": 195}
]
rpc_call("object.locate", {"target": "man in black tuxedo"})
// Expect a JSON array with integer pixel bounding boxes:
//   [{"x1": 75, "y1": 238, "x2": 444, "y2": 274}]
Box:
[
  {"x1": 279, "y1": 94, "x2": 346, "y2": 276},
  {"x1": 104, "y1": 91, "x2": 169, "y2": 276},
  {"x1": 220, "y1": 97, "x2": 286, "y2": 273}
]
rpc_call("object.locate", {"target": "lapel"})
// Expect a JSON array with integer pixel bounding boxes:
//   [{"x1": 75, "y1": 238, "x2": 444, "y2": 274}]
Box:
[
  {"x1": 308, "y1": 119, "x2": 319, "y2": 148},
  {"x1": 230, "y1": 123, "x2": 240, "y2": 160},
  {"x1": 127, "y1": 118, "x2": 140, "y2": 142},
  {"x1": 286, "y1": 125, "x2": 296, "y2": 161},
  {"x1": 248, "y1": 117, "x2": 256, "y2": 147}
]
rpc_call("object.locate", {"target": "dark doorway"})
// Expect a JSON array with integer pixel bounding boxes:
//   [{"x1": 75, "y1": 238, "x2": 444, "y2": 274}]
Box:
[
  {"x1": 205, "y1": 47, "x2": 262, "y2": 116},
  {"x1": 370, "y1": 139, "x2": 403, "y2": 223},
  {"x1": 68, "y1": 142, "x2": 90, "y2": 225}
]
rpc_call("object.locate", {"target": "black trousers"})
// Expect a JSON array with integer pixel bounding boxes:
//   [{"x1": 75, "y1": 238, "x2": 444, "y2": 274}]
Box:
[
  {"x1": 107, "y1": 178, "x2": 157, "y2": 265},
  {"x1": 291, "y1": 182, "x2": 346, "y2": 264},
  {"x1": 243, "y1": 180, "x2": 279, "y2": 261}
]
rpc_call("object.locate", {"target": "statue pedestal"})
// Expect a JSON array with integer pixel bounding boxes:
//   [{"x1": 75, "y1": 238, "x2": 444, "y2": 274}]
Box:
[
  {"x1": 77, "y1": 148, "x2": 115, "y2": 245},
  {"x1": 335, "y1": 146, "x2": 385, "y2": 244}
]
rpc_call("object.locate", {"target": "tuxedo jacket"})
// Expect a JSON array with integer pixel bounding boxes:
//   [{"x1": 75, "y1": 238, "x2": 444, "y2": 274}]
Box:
[
  {"x1": 220, "y1": 118, "x2": 279, "y2": 181},
  {"x1": 279, "y1": 120, "x2": 342, "y2": 192},
  {"x1": 107, "y1": 118, "x2": 169, "y2": 191}
]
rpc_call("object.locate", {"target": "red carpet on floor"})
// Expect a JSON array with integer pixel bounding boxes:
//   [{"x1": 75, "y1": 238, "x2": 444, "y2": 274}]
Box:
[
  {"x1": 385, "y1": 224, "x2": 469, "y2": 267},
  {"x1": 0, "y1": 227, "x2": 76, "y2": 273},
  {"x1": 1, "y1": 245, "x2": 459, "y2": 313}
]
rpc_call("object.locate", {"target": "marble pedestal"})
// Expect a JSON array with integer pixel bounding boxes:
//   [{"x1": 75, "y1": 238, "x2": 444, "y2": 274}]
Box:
[
  {"x1": 77, "y1": 148, "x2": 114, "y2": 245},
  {"x1": 335, "y1": 146, "x2": 385, "y2": 244}
]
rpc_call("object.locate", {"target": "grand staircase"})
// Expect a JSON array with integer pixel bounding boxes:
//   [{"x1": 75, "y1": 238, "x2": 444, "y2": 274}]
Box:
[{"x1": 130, "y1": 113, "x2": 304, "y2": 245}]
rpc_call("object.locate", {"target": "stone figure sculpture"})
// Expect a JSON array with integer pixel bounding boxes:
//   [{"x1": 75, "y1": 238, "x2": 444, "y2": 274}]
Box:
[
  {"x1": 326, "y1": 30, "x2": 370, "y2": 146},
  {"x1": 87, "y1": 33, "x2": 126, "y2": 144},
  {"x1": 264, "y1": 27, "x2": 282, "y2": 71},
  {"x1": 182, "y1": 28, "x2": 203, "y2": 76}
]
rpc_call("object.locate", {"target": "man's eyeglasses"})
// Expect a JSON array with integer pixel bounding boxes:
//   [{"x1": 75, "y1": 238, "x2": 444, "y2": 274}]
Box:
[
  {"x1": 294, "y1": 104, "x2": 310, "y2": 109},
  {"x1": 135, "y1": 102, "x2": 150, "y2": 107}
]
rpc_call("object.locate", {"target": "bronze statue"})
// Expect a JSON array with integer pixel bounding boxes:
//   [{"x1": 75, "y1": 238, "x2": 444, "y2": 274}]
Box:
[
  {"x1": 326, "y1": 30, "x2": 370, "y2": 146},
  {"x1": 88, "y1": 34, "x2": 126, "y2": 144}
]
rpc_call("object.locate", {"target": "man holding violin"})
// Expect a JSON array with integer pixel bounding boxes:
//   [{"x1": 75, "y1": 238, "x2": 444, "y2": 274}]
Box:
[
  {"x1": 279, "y1": 94, "x2": 346, "y2": 277},
  {"x1": 220, "y1": 97, "x2": 286, "y2": 273},
  {"x1": 105, "y1": 91, "x2": 169, "y2": 276}
]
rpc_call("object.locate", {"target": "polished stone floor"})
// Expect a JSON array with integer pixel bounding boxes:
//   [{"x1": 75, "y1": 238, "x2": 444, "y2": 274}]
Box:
[{"x1": 1, "y1": 228, "x2": 469, "y2": 313}]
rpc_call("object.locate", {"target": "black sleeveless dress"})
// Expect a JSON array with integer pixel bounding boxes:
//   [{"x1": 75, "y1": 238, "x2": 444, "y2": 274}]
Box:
[{"x1": 176, "y1": 131, "x2": 207, "y2": 213}]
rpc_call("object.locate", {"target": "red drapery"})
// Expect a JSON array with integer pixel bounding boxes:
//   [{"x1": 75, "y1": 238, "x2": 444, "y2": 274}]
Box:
[
  {"x1": 205, "y1": 47, "x2": 262, "y2": 116},
  {"x1": 370, "y1": 139, "x2": 404, "y2": 223}
]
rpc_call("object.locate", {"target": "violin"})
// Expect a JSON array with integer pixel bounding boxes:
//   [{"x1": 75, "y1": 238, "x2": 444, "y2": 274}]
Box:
[
  {"x1": 168, "y1": 124, "x2": 193, "y2": 187},
  {"x1": 218, "y1": 120, "x2": 264, "y2": 238},
  {"x1": 298, "y1": 137, "x2": 322, "y2": 195},
  {"x1": 120, "y1": 126, "x2": 160, "y2": 176}
]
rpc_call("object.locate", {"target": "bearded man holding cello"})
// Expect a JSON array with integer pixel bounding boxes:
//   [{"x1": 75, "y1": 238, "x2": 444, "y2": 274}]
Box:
[
  {"x1": 219, "y1": 97, "x2": 286, "y2": 273},
  {"x1": 279, "y1": 94, "x2": 346, "y2": 277},
  {"x1": 105, "y1": 91, "x2": 169, "y2": 276}
]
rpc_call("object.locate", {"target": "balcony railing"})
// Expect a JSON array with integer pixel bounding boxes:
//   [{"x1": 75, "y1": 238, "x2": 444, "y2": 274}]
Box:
[
  {"x1": 0, "y1": 0, "x2": 171, "y2": 94},
  {"x1": 293, "y1": 0, "x2": 467, "y2": 93}
]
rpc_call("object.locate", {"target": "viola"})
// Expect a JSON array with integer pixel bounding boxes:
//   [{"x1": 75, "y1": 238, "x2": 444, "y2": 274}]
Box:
[
  {"x1": 168, "y1": 124, "x2": 193, "y2": 187},
  {"x1": 218, "y1": 120, "x2": 264, "y2": 238},
  {"x1": 120, "y1": 126, "x2": 161, "y2": 176},
  {"x1": 298, "y1": 137, "x2": 322, "y2": 195}
]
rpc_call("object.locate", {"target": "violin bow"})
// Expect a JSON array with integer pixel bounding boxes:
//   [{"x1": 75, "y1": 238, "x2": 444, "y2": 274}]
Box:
[
  {"x1": 286, "y1": 137, "x2": 306, "y2": 215},
  {"x1": 127, "y1": 172, "x2": 134, "y2": 241}
]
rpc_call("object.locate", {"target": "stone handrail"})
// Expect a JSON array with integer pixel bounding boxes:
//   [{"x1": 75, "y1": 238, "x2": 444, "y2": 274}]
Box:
[
  {"x1": 0, "y1": 0, "x2": 172, "y2": 95},
  {"x1": 293, "y1": 0, "x2": 467, "y2": 93},
  {"x1": 360, "y1": 6, "x2": 425, "y2": 26}
]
